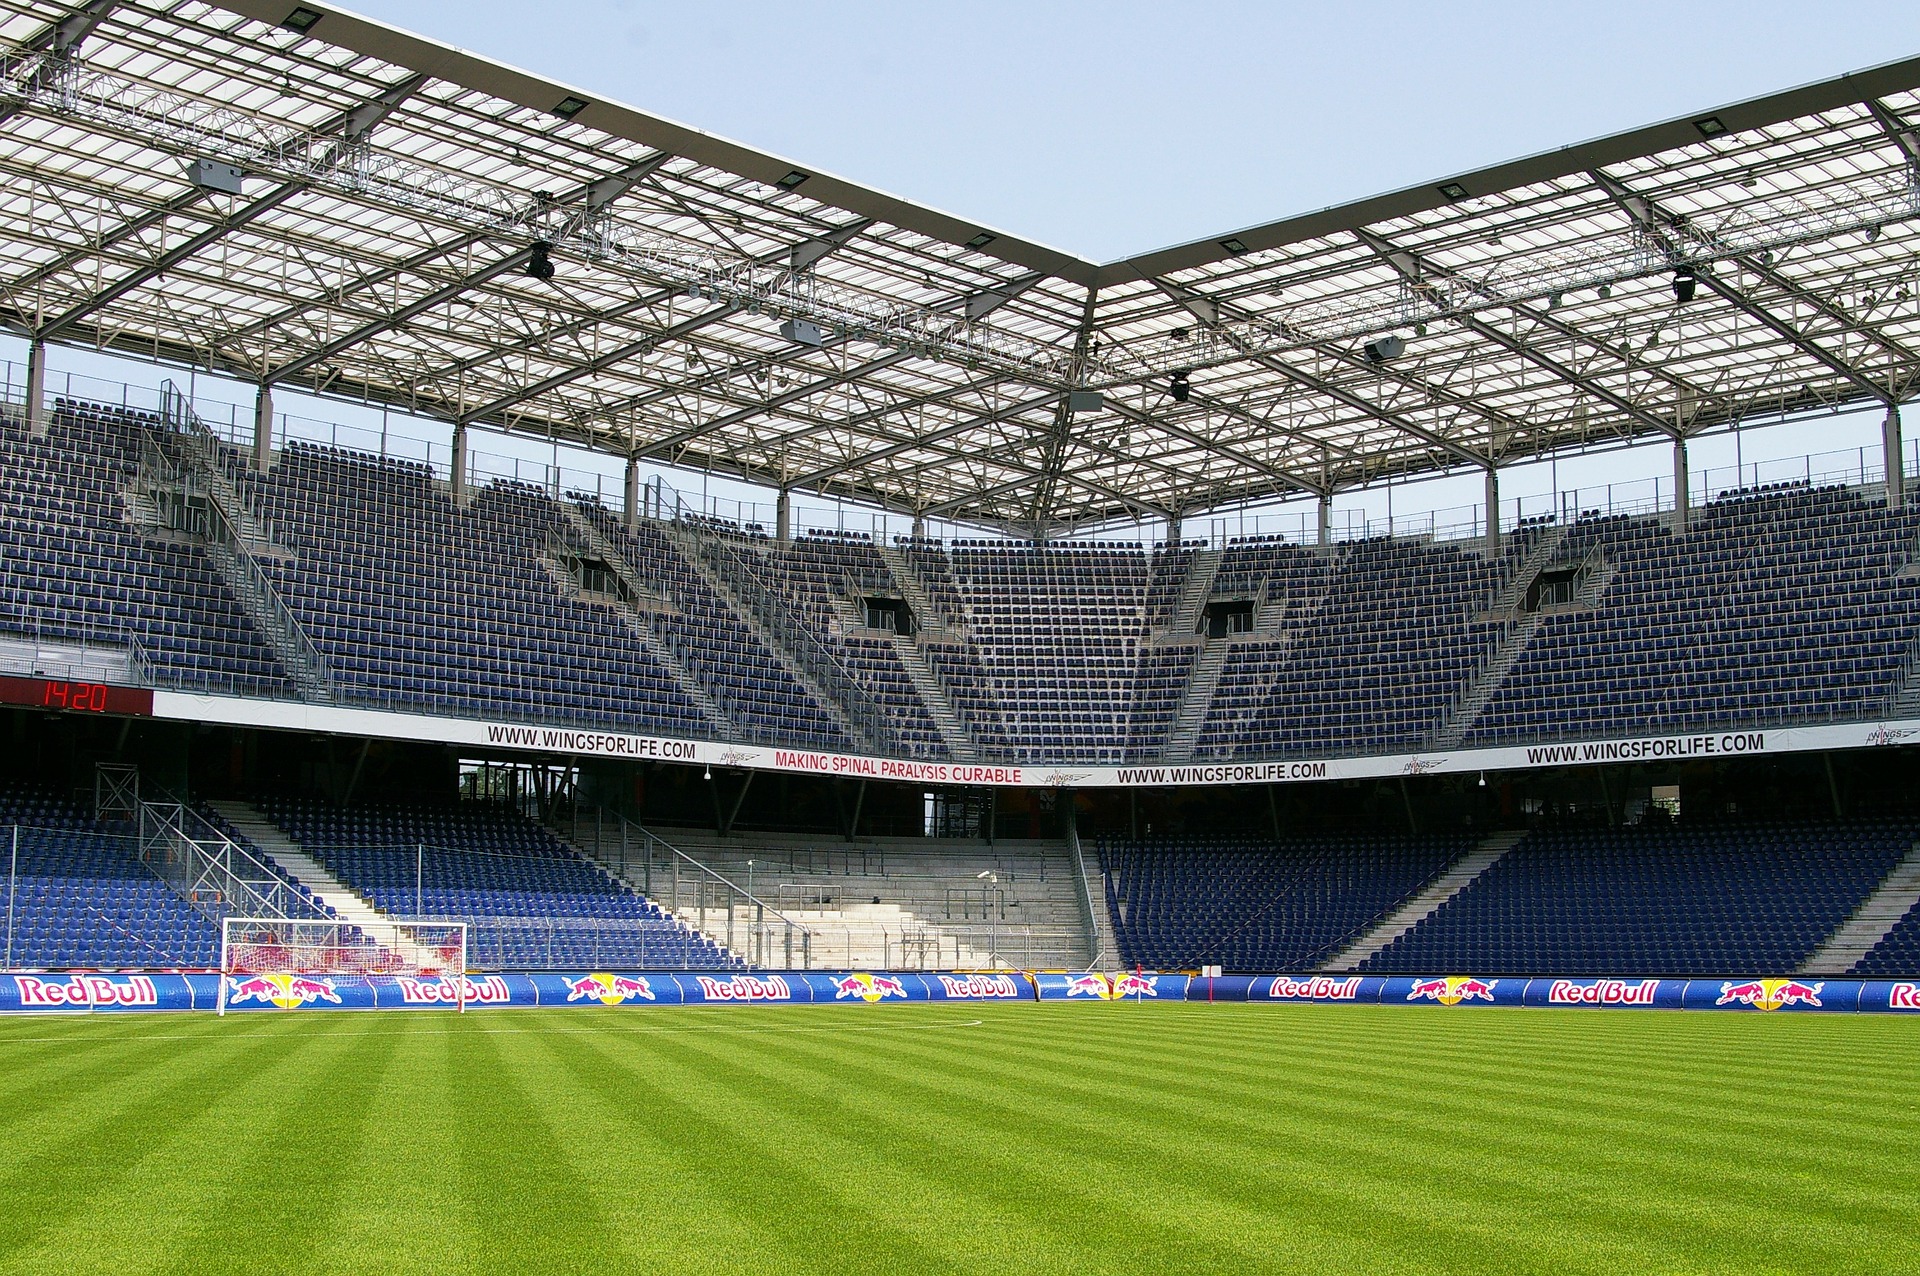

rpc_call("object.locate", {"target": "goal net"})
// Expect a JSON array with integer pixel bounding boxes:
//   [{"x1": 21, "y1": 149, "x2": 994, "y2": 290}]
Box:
[{"x1": 218, "y1": 917, "x2": 468, "y2": 1014}]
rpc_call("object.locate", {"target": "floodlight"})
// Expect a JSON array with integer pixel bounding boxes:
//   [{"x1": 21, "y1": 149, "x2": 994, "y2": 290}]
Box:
[
  {"x1": 525, "y1": 242, "x2": 555, "y2": 280},
  {"x1": 281, "y1": 6, "x2": 322, "y2": 34},
  {"x1": 1219, "y1": 237, "x2": 1248, "y2": 255},
  {"x1": 1694, "y1": 115, "x2": 1728, "y2": 139},
  {"x1": 1437, "y1": 182, "x2": 1469, "y2": 201},
  {"x1": 965, "y1": 232, "x2": 996, "y2": 249},
  {"x1": 1672, "y1": 266, "x2": 1697, "y2": 303},
  {"x1": 1169, "y1": 370, "x2": 1191, "y2": 403},
  {"x1": 1597, "y1": 284, "x2": 1612, "y2": 300},
  {"x1": 551, "y1": 96, "x2": 589, "y2": 121},
  {"x1": 775, "y1": 170, "x2": 810, "y2": 190}
]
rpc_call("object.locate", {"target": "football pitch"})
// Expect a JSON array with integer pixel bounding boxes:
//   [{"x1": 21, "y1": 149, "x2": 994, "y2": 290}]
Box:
[{"x1": 0, "y1": 1003, "x2": 1911, "y2": 1275}]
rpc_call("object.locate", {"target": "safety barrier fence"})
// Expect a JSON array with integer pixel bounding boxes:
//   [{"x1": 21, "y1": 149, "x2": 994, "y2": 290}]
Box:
[{"x1": 1, "y1": 970, "x2": 1916, "y2": 1013}]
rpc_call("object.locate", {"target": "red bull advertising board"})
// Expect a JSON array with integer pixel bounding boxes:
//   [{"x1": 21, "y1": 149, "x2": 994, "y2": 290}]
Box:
[{"x1": 0, "y1": 972, "x2": 1912, "y2": 1013}]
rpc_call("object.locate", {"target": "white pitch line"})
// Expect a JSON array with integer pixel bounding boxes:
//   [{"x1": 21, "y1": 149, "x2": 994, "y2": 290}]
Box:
[{"x1": 0, "y1": 1016, "x2": 989, "y2": 1045}]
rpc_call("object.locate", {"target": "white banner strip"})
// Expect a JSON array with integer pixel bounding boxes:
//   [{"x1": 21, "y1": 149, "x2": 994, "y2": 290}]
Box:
[{"x1": 150, "y1": 691, "x2": 1920, "y2": 788}]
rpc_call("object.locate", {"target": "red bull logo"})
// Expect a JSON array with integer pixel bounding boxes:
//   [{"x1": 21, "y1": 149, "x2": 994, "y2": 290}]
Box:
[
  {"x1": 937, "y1": 973, "x2": 1022, "y2": 999},
  {"x1": 15, "y1": 975, "x2": 158, "y2": 1008},
  {"x1": 1267, "y1": 975, "x2": 1363, "y2": 1001},
  {"x1": 1715, "y1": 978, "x2": 1823, "y2": 1011},
  {"x1": 1547, "y1": 979, "x2": 1660, "y2": 1006},
  {"x1": 1406, "y1": 976, "x2": 1498, "y2": 1006},
  {"x1": 226, "y1": 974, "x2": 342, "y2": 1009},
  {"x1": 695, "y1": 974, "x2": 792, "y2": 1002},
  {"x1": 563, "y1": 973, "x2": 656, "y2": 1006},
  {"x1": 398, "y1": 975, "x2": 511, "y2": 1006},
  {"x1": 1889, "y1": 983, "x2": 1920, "y2": 1011},
  {"x1": 1064, "y1": 972, "x2": 1159, "y2": 1000},
  {"x1": 833, "y1": 973, "x2": 910, "y2": 1003}
]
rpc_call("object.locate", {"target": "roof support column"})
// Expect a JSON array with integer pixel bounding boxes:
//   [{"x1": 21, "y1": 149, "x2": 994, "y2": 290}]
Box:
[
  {"x1": 1316, "y1": 492, "x2": 1331, "y2": 547},
  {"x1": 1484, "y1": 467, "x2": 1500, "y2": 557},
  {"x1": 251, "y1": 382, "x2": 274, "y2": 471},
  {"x1": 775, "y1": 488, "x2": 792, "y2": 545},
  {"x1": 623, "y1": 456, "x2": 640, "y2": 533},
  {"x1": 1167, "y1": 513, "x2": 1182, "y2": 546},
  {"x1": 451, "y1": 422, "x2": 471, "y2": 509},
  {"x1": 24, "y1": 340, "x2": 47, "y2": 437},
  {"x1": 1672, "y1": 436, "x2": 1690, "y2": 534},
  {"x1": 1885, "y1": 405, "x2": 1905, "y2": 510}
]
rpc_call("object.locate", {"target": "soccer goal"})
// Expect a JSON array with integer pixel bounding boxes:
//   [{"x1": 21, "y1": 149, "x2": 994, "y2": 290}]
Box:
[{"x1": 217, "y1": 917, "x2": 468, "y2": 1015}]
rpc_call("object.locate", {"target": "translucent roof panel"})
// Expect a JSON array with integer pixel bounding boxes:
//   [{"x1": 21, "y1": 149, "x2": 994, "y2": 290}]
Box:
[{"x1": 1, "y1": 0, "x2": 1917, "y2": 531}]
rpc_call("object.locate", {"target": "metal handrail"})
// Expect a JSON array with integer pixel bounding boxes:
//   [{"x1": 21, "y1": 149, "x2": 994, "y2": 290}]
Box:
[{"x1": 136, "y1": 800, "x2": 329, "y2": 925}]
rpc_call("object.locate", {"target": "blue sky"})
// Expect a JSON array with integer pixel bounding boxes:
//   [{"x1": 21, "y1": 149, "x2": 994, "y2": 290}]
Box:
[{"x1": 18, "y1": 1, "x2": 1920, "y2": 538}]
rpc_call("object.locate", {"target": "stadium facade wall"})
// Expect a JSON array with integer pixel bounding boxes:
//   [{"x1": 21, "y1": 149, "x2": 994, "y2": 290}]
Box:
[{"x1": 4, "y1": 970, "x2": 1918, "y2": 1013}]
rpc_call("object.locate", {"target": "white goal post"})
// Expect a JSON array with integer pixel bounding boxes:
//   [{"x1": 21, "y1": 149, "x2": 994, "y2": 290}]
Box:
[{"x1": 217, "y1": 917, "x2": 468, "y2": 1015}]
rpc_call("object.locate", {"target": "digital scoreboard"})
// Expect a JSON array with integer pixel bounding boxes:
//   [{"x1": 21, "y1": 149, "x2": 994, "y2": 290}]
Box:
[{"x1": 0, "y1": 675, "x2": 155, "y2": 717}]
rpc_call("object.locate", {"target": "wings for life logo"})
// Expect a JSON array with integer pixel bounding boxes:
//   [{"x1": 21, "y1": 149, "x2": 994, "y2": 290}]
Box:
[
  {"x1": 832, "y1": 973, "x2": 909, "y2": 1003},
  {"x1": 563, "y1": 973, "x2": 656, "y2": 1005},
  {"x1": 226, "y1": 974, "x2": 342, "y2": 1009},
  {"x1": 1064, "y1": 972, "x2": 1159, "y2": 1000},
  {"x1": 1406, "y1": 976, "x2": 1498, "y2": 1006},
  {"x1": 1715, "y1": 978, "x2": 1824, "y2": 1011}
]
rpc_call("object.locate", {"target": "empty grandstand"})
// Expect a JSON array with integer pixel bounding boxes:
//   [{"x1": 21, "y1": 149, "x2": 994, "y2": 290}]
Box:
[{"x1": 2, "y1": 0, "x2": 1920, "y2": 995}]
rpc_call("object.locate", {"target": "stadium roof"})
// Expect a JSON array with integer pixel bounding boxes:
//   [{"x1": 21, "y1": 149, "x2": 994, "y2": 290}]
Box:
[{"x1": 3, "y1": 0, "x2": 1920, "y2": 532}]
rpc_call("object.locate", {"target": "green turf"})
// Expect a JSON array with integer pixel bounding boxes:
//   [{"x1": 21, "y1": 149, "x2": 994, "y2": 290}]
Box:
[{"x1": 0, "y1": 1003, "x2": 1911, "y2": 1274}]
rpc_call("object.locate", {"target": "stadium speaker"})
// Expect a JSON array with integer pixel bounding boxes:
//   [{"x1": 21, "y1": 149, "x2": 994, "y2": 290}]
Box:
[
  {"x1": 1362, "y1": 335, "x2": 1406, "y2": 364},
  {"x1": 526, "y1": 243, "x2": 556, "y2": 281},
  {"x1": 1169, "y1": 370, "x2": 1191, "y2": 403},
  {"x1": 1672, "y1": 266, "x2": 1697, "y2": 303}
]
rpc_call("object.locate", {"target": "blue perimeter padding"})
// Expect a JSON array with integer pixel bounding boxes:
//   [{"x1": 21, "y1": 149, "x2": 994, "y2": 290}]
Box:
[{"x1": 0, "y1": 973, "x2": 1915, "y2": 1012}]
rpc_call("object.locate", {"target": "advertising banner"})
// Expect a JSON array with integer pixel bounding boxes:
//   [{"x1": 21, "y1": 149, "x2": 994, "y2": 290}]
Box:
[
  {"x1": 1522, "y1": 977, "x2": 1681, "y2": 1009},
  {"x1": 1249, "y1": 974, "x2": 1382, "y2": 1004},
  {"x1": 371, "y1": 973, "x2": 535, "y2": 1009},
  {"x1": 1860, "y1": 981, "x2": 1920, "y2": 1012},
  {"x1": 1380, "y1": 975, "x2": 1522, "y2": 1007},
  {"x1": 0, "y1": 973, "x2": 194, "y2": 1011},
  {"x1": 1682, "y1": 977, "x2": 1855, "y2": 1012},
  {"x1": 218, "y1": 972, "x2": 378, "y2": 1010},
  {"x1": 1035, "y1": 972, "x2": 1188, "y2": 1001},
  {"x1": 530, "y1": 971, "x2": 682, "y2": 1007},
  {"x1": 921, "y1": 972, "x2": 1033, "y2": 1001},
  {"x1": 673, "y1": 972, "x2": 808, "y2": 1004},
  {"x1": 805, "y1": 972, "x2": 929, "y2": 1003}
]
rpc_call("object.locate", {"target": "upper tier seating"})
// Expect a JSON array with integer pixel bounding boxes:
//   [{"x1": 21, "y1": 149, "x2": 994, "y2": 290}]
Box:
[
  {"x1": 4, "y1": 396, "x2": 1919, "y2": 764},
  {"x1": 1360, "y1": 819, "x2": 1916, "y2": 974},
  {"x1": 1099, "y1": 832, "x2": 1471, "y2": 971},
  {"x1": 0, "y1": 782, "x2": 219, "y2": 968},
  {"x1": 257, "y1": 797, "x2": 741, "y2": 969}
]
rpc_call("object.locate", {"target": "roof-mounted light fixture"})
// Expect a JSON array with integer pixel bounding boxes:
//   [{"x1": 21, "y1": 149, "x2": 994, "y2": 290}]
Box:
[
  {"x1": 775, "y1": 170, "x2": 810, "y2": 190},
  {"x1": 551, "y1": 96, "x2": 590, "y2": 121},
  {"x1": 1219, "y1": 237, "x2": 1248, "y2": 255},
  {"x1": 1437, "y1": 182, "x2": 1470, "y2": 201},
  {"x1": 1693, "y1": 115, "x2": 1729, "y2": 139},
  {"x1": 281, "y1": 6, "x2": 323, "y2": 34},
  {"x1": 965, "y1": 232, "x2": 996, "y2": 249}
]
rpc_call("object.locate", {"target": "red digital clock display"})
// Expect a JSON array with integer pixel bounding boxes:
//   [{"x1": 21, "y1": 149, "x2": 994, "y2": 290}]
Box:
[{"x1": 0, "y1": 675, "x2": 155, "y2": 717}]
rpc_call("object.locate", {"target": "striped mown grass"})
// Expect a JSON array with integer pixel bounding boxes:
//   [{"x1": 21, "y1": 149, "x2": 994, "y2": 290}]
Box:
[{"x1": 0, "y1": 1002, "x2": 1911, "y2": 1274}]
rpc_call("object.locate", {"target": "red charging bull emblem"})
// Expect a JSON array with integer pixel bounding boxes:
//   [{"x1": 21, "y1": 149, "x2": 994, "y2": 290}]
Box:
[
  {"x1": 1064, "y1": 972, "x2": 1158, "y2": 1000},
  {"x1": 1715, "y1": 978, "x2": 1823, "y2": 1011},
  {"x1": 226, "y1": 974, "x2": 342, "y2": 1009},
  {"x1": 1406, "y1": 976, "x2": 1498, "y2": 1006},
  {"x1": 833, "y1": 973, "x2": 910, "y2": 1003},
  {"x1": 563, "y1": 973, "x2": 656, "y2": 1006}
]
